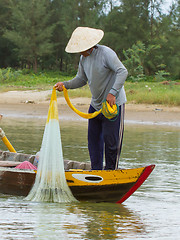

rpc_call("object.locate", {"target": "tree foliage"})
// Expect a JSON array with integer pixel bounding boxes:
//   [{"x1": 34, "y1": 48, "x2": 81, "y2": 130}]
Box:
[
  {"x1": 0, "y1": 0, "x2": 179, "y2": 79},
  {"x1": 4, "y1": 0, "x2": 55, "y2": 72}
]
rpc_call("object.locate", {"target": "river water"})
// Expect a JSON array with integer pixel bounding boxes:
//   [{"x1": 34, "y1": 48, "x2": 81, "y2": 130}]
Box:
[{"x1": 0, "y1": 117, "x2": 180, "y2": 240}]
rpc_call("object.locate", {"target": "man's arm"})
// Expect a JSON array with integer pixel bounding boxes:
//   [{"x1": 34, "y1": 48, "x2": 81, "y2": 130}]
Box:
[
  {"x1": 105, "y1": 48, "x2": 128, "y2": 101},
  {"x1": 55, "y1": 58, "x2": 88, "y2": 91}
]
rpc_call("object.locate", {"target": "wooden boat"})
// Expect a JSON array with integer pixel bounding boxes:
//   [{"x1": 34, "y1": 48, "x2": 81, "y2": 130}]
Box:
[{"x1": 0, "y1": 150, "x2": 155, "y2": 203}]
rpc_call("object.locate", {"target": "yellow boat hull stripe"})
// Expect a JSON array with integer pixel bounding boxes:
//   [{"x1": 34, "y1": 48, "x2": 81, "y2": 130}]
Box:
[{"x1": 65, "y1": 167, "x2": 145, "y2": 186}]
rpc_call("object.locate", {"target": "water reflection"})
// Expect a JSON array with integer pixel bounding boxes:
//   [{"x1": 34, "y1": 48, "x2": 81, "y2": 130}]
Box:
[
  {"x1": 0, "y1": 118, "x2": 180, "y2": 239},
  {"x1": 121, "y1": 125, "x2": 180, "y2": 168},
  {"x1": 66, "y1": 202, "x2": 145, "y2": 239},
  {"x1": 0, "y1": 195, "x2": 146, "y2": 240},
  {"x1": 0, "y1": 118, "x2": 89, "y2": 162},
  {"x1": 1, "y1": 118, "x2": 179, "y2": 166},
  {"x1": 0, "y1": 118, "x2": 45, "y2": 155}
]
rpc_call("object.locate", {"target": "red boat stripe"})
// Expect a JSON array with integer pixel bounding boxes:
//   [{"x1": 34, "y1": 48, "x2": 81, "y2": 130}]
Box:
[{"x1": 116, "y1": 165, "x2": 155, "y2": 204}]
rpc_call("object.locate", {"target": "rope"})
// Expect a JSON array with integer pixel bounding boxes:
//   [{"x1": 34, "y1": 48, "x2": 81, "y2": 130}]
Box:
[
  {"x1": 102, "y1": 101, "x2": 119, "y2": 121},
  {"x1": 62, "y1": 86, "x2": 119, "y2": 120}
]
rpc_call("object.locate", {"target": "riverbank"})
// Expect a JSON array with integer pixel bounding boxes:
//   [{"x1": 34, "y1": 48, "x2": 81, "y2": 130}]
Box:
[{"x1": 0, "y1": 90, "x2": 180, "y2": 126}]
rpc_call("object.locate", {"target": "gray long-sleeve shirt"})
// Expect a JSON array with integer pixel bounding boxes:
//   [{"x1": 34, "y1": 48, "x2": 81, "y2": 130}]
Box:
[{"x1": 64, "y1": 44, "x2": 128, "y2": 111}]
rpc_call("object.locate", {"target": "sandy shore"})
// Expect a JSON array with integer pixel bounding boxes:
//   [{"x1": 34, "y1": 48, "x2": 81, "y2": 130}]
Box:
[{"x1": 0, "y1": 90, "x2": 180, "y2": 126}]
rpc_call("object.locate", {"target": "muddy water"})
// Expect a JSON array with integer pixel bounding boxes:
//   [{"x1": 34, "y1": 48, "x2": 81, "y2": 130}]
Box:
[{"x1": 0, "y1": 118, "x2": 180, "y2": 239}]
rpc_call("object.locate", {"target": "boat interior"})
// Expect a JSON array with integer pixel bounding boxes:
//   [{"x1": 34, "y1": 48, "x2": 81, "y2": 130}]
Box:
[{"x1": 0, "y1": 150, "x2": 91, "y2": 171}]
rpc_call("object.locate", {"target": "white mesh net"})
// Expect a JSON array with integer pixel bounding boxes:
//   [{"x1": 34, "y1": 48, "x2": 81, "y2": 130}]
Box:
[{"x1": 25, "y1": 88, "x2": 77, "y2": 203}]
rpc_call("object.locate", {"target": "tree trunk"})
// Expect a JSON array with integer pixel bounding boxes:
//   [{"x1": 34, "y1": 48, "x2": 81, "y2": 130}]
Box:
[
  {"x1": 33, "y1": 57, "x2": 37, "y2": 73},
  {"x1": 60, "y1": 57, "x2": 63, "y2": 71}
]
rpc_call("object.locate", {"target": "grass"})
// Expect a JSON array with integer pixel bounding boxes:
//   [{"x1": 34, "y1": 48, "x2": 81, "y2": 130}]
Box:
[
  {"x1": 125, "y1": 82, "x2": 180, "y2": 106},
  {"x1": 0, "y1": 68, "x2": 180, "y2": 106},
  {"x1": 0, "y1": 69, "x2": 70, "y2": 91}
]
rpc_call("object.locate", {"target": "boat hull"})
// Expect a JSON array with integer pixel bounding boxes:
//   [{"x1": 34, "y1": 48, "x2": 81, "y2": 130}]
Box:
[{"x1": 0, "y1": 165, "x2": 155, "y2": 203}]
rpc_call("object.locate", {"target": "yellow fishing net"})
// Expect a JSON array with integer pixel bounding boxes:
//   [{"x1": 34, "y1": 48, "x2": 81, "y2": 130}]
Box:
[{"x1": 25, "y1": 87, "x2": 77, "y2": 203}]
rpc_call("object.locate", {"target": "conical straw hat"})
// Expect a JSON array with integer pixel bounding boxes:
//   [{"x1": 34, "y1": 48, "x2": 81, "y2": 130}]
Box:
[{"x1": 65, "y1": 27, "x2": 104, "y2": 53}]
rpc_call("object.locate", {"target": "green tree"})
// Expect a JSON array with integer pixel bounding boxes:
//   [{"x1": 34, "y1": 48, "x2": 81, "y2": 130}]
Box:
[
  {"x1": 39, "y1": 0, "x2": 67, "y2": 71},
  {"x1": 58, "y1": 0, "x2": 105, "y2": 72},
  {"x1": 123, "y1": 41, "x2": 165, "y2": 79},
  {"x1": 149, "y1": 0, "x2": 180, "y2": 78},
  {"x1": 0, "y1": 0, "x2": 17, "y2": 67},
  {"x1": 149, "y1": 0, "x2": 164, "y2": 41},
  {"x1": 103, "y1": 0, "x2": 151, "y2": 56},
  {"x1": 163, "y1": 0, "x2": 180, "y2": 78},
  {"x1": 4, "y1": 0, "x2": 55, "y2": 72}
]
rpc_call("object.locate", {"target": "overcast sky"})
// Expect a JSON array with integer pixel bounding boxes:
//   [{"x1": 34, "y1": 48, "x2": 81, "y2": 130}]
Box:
[
  {"x1": 163, "y1": 0, "x2": 173, "y2": 13},
  {"x1": 105, "y1": 0, "x2": 175, "y2": 15}
]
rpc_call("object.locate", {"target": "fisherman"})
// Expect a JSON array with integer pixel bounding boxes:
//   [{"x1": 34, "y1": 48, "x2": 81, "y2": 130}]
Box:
[{"x1": 55, "y1": 27, "x2": 128, "y2": 170}]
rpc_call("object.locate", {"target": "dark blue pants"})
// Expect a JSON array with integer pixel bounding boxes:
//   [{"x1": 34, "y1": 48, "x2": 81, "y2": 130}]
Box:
[{"x1": 88, "y1": 104, "x2": 125, "y2": 170}]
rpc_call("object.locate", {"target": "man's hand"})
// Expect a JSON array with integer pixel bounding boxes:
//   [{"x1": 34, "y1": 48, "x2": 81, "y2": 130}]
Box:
[
  {"x1": 106, "y1": 93, "x2": 116, "y2": 107},
  {"x1": 54, "y1": 82, "x2": 64, "y2": 92}
]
